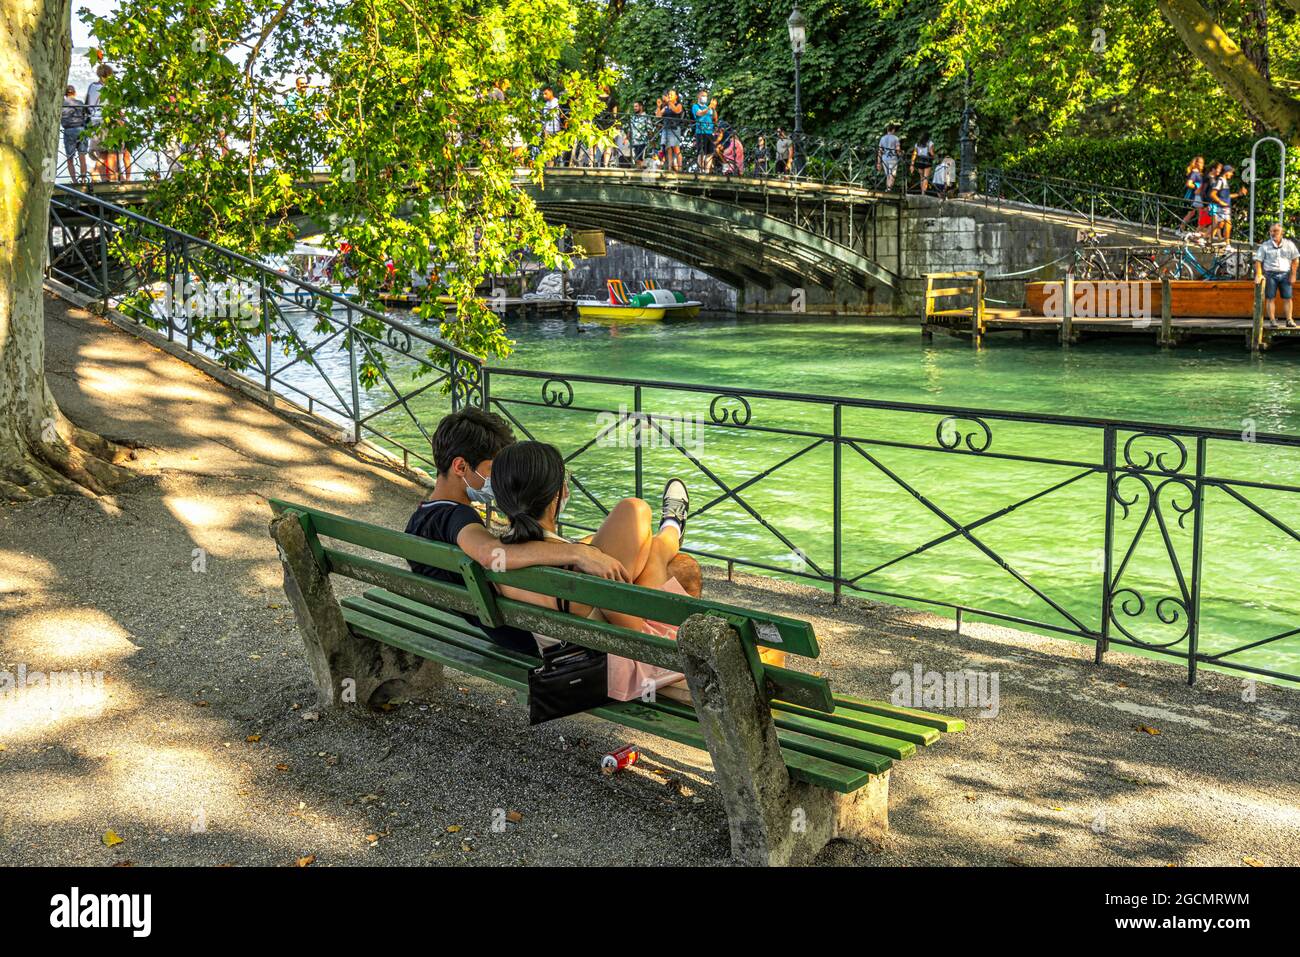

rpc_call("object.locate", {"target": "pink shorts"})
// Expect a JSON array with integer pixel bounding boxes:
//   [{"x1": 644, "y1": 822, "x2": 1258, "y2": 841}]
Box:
[{"x1": 605, "y1": 577, "x2": 688, "y2": 701}]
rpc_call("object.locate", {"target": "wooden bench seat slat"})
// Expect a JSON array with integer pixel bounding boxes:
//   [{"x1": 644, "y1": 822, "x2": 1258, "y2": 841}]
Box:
[
  {"x1": 771, "y1": 708, "x2": 917, "y2": 760},
  {"x1": 774, "y1": 700, "x2": 942, "y2": 746},
  {"x1": 269, "y1": 498, "x2": 817, "y2": 657},
  {"x1": 345, "y1": 609, "x2": 529, "y2": 692},
  {"x1": 342, "y1": 605, "x2": 877, "y2": 793},
  {"x1": 361, "y1": 589, "x2": 501, "y2": 647},
  {"x1": 627, "y1": 696, "x2": 895, "y2": 776},
  {"x1": 342, "y1": 595, "x2": 537, "y2": 670},
  {"x1": 834, "y1": 695, "x2": 968, "y2": 733}
]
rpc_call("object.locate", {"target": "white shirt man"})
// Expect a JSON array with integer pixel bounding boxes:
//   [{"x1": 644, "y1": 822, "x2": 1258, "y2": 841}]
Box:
[{"x1": 1253, "y1": 224, "x2": 1299, "y2": 327}]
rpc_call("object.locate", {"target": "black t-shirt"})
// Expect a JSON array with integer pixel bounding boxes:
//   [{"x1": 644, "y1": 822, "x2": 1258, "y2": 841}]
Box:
[{"x1": 404, "y1": 499, "x2": 538, "y2": 656}]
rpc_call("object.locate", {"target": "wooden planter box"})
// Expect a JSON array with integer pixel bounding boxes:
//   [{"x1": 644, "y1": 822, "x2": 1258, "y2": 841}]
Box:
[{"x1": 1026, "y1": 280, "x2": 1255, "y2": 319}]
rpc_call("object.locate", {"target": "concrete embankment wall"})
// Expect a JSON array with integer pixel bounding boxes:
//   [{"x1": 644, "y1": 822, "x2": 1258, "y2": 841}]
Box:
[{"x1": 738, "y1": 197, "x2": 1091, "y2": 318}]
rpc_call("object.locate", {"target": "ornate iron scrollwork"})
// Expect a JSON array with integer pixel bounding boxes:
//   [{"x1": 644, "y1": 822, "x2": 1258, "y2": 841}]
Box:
[
  {"x1": 450, "y1": 358, "x2": 484, "y2": 407},
  {"x1": 936, "y1": 415, "x2": 992, "y2": 453},
  {"x1": 1122, "y1": 431, "x2": 1189, "y2": 475},
  {"x1": 385, "y1": 326, "x2": 412, "y2": 354},
  {"x1": 709, "y1": 394, "x2": 751, "y2": 426},
  {"x1": 1109, "y1": 588, "x2": 1191, "y2": 650},
  {"x1": 541, "y1": 377, "x2": 573, "y2": 408}
]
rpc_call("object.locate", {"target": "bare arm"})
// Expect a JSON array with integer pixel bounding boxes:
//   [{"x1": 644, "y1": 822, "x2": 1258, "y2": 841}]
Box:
[{"x1": 456, "y1": 523, "x2": 630, "y2": 581}]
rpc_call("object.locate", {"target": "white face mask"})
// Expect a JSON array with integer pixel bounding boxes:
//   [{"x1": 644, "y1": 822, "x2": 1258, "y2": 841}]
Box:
[{"x1": 464, "y1": 466, "x2": 493, "y2": 505}]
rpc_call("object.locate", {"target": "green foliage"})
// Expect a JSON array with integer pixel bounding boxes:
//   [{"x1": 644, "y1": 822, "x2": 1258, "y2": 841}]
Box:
[
  {"x1": 997, "y1": 135, "x2": 1299, "y2": 224},
  {"x1": 82, "y1": 0, "x2": 611, "y2": 362},
  {"x1": 605, "y1": 0, "x2": 962, "y2": 146},
  {"x1": 867, "y1": 0, "x2": 1298, "y2": 154}
]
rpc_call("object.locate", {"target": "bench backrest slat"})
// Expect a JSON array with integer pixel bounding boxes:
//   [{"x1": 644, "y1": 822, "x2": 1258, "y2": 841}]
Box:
[
  {"x1": 269, "y1": 498, "x2": 819, "y2": 658},
  {"x1": 324, "y1": 547, "x2": 684, "y2": 670}
]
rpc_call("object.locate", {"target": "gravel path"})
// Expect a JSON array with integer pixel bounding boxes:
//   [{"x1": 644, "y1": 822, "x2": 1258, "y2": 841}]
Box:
[{"x1": 0, "y1": 295, "x2": 1296, "y2": 867}]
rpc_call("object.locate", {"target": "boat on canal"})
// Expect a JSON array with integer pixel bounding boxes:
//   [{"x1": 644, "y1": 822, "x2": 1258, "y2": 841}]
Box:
[{"x1": 577, "y1": 279, "x2": 702, "y2": 322}]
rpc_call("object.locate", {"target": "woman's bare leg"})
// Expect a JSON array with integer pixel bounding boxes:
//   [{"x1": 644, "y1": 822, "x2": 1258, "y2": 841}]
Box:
[
  {"x1": 588, "y1": 497, "x2": 656, "y2": 581},
  {"x1": 633, "y1": 525, "x2": 681, "y2": 590}
]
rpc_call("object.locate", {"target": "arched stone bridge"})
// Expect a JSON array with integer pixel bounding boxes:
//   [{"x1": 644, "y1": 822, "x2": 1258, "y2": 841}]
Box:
[{"x1": 520, "y1": 169, "x2": 901, "y2": 295}]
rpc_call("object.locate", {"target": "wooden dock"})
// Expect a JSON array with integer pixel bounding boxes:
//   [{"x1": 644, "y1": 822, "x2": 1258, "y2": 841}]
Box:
[{"x1": 923, "y1": 274, "x2": 1298, "y2": 351}]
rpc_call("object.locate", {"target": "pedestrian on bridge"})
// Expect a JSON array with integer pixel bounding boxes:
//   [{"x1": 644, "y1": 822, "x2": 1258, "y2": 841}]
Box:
[
  {"x1": 1254, "y1": 223, "x2": 1299, "y2": 329},
  {"x1": 877, "y1": 123, "x2": 900, "y2": 189},
  {"x1": 629, "y1": 102, "x2": 651, "y2": 167},
  {"x1": 692, "y1": 90, "x2": 716, "y2": 173},
  {"x1": 61, "y1": 84, "x2": 89, "y2": 182},
  {"x1": 656, "y1": 90, "x2": 684, "y2": 172}
]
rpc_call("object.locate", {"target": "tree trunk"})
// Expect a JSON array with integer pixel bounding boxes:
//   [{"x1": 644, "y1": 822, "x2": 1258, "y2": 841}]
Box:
[
  {"x1": 0, "y1": 0, "x2": 133, "y2": 501},
  {"x1": 1158, "y1": 0, "x2": 1300, "y2": 146}
]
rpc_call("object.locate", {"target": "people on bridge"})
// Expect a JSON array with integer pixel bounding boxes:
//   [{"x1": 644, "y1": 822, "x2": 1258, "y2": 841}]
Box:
[
  {"x1": 656, "y1": 90, "x2": 684, "y2": 171},
  {"x1": 1254, "y1": 223, "x2": 1299, "y2": 329},
  {"x1": 61, "y1": 84, "x2": 90, "y2": 183},
  {"x1": 1180, "y1": 156, "x2": 1205, "y2": 228},
  {"x1": 542, "y1": 87, "x2": 563, "y2": 166},
  {"x1": 1206, "y1": 164, "x2": 1249, "y2": 244},
  {"x1": 911, "y1": 131, "x2": 935, "y2": 195},
  {"x1": 85, "y1": 64, "x2": 132, "y2": 183},
  {"x1": 774, "y1": 128, "x2": 793, "y2": 175},
  {"x1": 629, "y1": 102, "x2": 651, "y2": 167},
  {"x1": 932, "y1": 149, "x2": 957, "y2": 199},
  {"x1": 692, "y1": 89, "x2": 716, "y2": 173},
  {"x1": 877, "y1": 122, "x2": 901, "y2": 189},
  {"x1": 753, "y1": 134, "x2": 769, "y2": 176}
]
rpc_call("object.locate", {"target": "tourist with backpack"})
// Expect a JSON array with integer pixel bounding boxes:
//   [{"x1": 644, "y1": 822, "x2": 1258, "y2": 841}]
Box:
[{"x1": 61, "y1": 84, "x2": 90, "y2": 182}]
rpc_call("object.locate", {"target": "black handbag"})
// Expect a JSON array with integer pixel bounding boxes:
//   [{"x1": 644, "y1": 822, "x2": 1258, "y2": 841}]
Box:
[{"x1": 528, "y1": 641, "x2": 610, "y2": 725}]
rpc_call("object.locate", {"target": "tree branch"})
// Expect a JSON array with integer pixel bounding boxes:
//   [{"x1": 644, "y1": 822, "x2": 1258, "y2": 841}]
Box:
[{"x1": 1156, "y1": 0, "x2": 1300, "y2": 144}]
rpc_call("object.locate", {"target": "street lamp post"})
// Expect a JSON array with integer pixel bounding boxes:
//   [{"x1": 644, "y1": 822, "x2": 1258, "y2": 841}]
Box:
[
  {"x1": 788, "y1": 3, "x2": 806, "y2": 177},
  {"x1": 958, "y1": 64, "x2": 978, "y2": 194}
]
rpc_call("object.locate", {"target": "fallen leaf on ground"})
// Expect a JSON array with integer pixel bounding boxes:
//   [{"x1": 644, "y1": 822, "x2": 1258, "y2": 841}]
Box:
[
  {"x1": 446, "y1": 824, "x2": 462, "y2": 833},
  {"x1": 1243, "y1": 856, "x2": 1265, "y2": 867},
  {"x1": 275, "y1": 763, "x2": 290, "y2": 772},
  {"x1": 296, "y1": 855, "x2": 315, "y2": 867},
  {"x1": 1137, "y1": 725, "x2": 1161, "y2": 735},
  {"x1": 301, "y1": 711, "x2": 320, "y2": 721},
  {"x1": 506, "y1": 810, "x2": 523, "y2": 824},
  {"x1": 193, "y1": 701, "x2": 210, "y2": 708},
  {"x1": 366, "y1": 834, "x2": 379, "y2": 844},
  {"x1": 246, "y1": 734, "x2": 262, "y2": 743},
  {"x1": 102, "y1": 829, "x2": 124, "y2": 847}
]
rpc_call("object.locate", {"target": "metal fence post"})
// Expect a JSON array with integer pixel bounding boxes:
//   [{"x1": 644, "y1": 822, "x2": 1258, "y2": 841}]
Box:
[
  {"x1": 1186, "y1": 435, "x2": 1207, "y2": 685},
  {"x1": 634, "y1": 385, "x2": 643, "y2": 501},
  {"x1": 97, "y1": 219, "x2": 110, "y2": 313},
  {"x1": 346, "y1": 305, "x2": 360, "y2": 443},
  {"x1": 260, "y1": 275, "x2": 273, "y2": 399},
  {"x1": 832, "y1": 403, "x2": 842, "y2": 605},
  {"x1": 1097, "y1": 424, "x2": 1117, "y2": 665}
]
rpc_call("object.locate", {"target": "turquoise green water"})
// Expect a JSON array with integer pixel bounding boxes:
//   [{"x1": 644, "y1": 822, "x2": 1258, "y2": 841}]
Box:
[{"x1": 370, "y1": 315, "x2": 1300, "y2": 682}]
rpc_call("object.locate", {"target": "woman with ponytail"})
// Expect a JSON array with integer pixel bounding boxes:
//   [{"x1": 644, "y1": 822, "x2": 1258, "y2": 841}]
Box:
[{"x1": 491, "y1": 441, "x2": 701, "y2": 701}]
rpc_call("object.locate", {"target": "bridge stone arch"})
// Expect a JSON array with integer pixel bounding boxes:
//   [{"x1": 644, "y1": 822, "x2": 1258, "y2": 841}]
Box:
[{"x1": 522, "y1": 173, "x2": 899, "y2": 295}]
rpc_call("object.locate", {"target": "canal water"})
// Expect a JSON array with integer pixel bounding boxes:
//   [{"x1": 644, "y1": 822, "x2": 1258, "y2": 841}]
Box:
[{"x1": 307, "y1": 311, "x2": 1300, "y2": 682}]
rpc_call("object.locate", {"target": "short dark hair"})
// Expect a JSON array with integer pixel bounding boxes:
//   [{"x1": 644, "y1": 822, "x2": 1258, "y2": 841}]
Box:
[{"x1": 431, "y1": 407, "x2": 514, "y2": 475}]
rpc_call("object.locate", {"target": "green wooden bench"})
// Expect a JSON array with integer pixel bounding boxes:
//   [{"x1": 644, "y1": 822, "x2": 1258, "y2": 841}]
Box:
[{"x1": 268, "y1": 498, "x2": 963, "y2": 866}]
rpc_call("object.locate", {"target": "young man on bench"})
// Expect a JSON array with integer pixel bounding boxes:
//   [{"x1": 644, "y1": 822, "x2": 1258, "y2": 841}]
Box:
[{"x1": 405, "y1": 408, "x2": 701, "y2": 654}]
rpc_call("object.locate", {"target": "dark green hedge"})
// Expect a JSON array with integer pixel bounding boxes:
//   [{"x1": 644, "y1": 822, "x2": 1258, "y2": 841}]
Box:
[{"x1": 994, "y1": 136, "x2": 1298, "y2": 223}]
